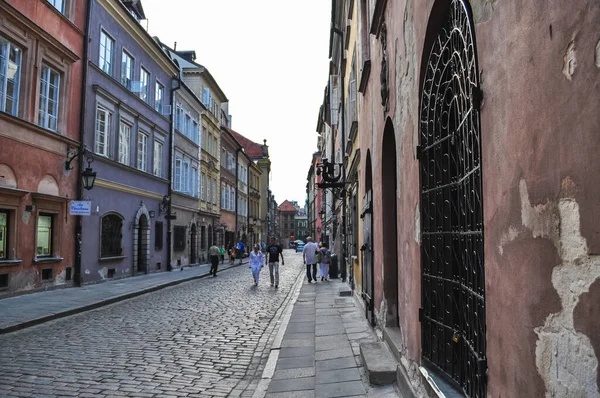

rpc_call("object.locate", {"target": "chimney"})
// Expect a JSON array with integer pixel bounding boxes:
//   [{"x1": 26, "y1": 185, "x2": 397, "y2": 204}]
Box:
[
  {"x1": 262, "y1": 139, "x2": 269, "y2": 157},
  {"x1": 174, "y1": 41, "x2": 177, "y2": 51}
]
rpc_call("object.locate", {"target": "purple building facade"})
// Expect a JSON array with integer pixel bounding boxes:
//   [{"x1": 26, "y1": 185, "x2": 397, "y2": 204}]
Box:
[{"x1": 80, "y1": 0, "x2": 178, "y2": 283}]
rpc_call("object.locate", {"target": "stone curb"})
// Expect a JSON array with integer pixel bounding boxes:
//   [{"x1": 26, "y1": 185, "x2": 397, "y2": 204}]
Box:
[{"x1": 0, "y1": 260, "x2": 247, "y2": 335}]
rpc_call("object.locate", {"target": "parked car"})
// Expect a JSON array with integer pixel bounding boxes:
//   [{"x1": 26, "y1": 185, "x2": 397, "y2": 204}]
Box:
[{"x1": 296, "y1": 243, "x2": 305, "y2": 253}]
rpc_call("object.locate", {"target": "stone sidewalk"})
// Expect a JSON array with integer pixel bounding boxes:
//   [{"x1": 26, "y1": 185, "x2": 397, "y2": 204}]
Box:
[
  {"x1": 0, "y1": 258, "x2": 247, "y2": 334},
  {"x1": 253, "y1": 278, "x2": 401, "y2": 398}
]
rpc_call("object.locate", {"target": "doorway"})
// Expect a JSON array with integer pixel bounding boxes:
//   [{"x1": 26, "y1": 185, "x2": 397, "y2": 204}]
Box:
[
  {"x1": 382, "y1": 121, "x2": 398, "y2": 327},
  {"x1": 361, "y1": 151, "x2": 375, "y2": 326},
  {"x1": 136, "y1": 214, "x2": 149, "y2": 273},
  {"x1": 190, "y1": 223, "x2": 197, "y2": 264}
]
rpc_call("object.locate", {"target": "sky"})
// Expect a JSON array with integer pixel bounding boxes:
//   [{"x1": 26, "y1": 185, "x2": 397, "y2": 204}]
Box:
[{"x1": 142, "y1": 0, "x2": 331, "y2": 206}]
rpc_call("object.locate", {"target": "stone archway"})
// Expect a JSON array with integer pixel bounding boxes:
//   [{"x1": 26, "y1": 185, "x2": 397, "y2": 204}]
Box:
[{"x1": 133, "y1": 202, "x2": 151, "y2": 275}]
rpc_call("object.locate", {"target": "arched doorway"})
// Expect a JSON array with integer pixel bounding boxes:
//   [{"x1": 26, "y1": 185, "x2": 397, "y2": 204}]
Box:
[
  {"x1": 361, "y1": 151, "x2": 375, "y2": 326},
  {"x1": 382, "y1": 120, "x2": 398, "y2": 327},
  {"x1": 190, "y1": 223, "x2": 197, "y2": 264},
  {"x1": 136, "y1": 214, "x2": 148, "y2": 273},
  {"x1": 419, "y1": 0, "x2": 486, "y2": 395}
]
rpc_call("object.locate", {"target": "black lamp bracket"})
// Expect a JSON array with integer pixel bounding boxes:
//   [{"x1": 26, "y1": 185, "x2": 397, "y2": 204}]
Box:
[{"x1": 66, "y1": 145, "x2": 94, "y2": 171}]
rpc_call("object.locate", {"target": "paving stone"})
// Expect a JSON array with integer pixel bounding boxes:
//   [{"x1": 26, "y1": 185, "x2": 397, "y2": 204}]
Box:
[
  {"x1": 315, "y1": 380, "x2": 367, "y2": 397},
  {"x1": 275, "y1": 356, "x2": 315, "y2": 370},
  {"x1": 316, "y1": 367, "x2": 361, "y2": 385},
  {"x1": 267, "y1": 376, "x2": 315, "y2": 393},
  {"x1": 279, "y1": 347, "x2": 315, "y2": 358},
  {"x1": 315, "y1": 347, "x2": 354, "y2": 361},
  {"x1": 316, "y1": 357, "x2": 358, "y2": 372},
  {"x1": 272, "y1": 367, "x2": 316, "y2": 380},
  {"x1": 265, "y1": 391, "x2": 315, "y2": 398}
]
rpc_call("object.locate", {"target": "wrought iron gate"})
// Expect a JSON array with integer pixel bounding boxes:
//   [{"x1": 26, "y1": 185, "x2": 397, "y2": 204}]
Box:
[
  {"x1": 418, "y1": 1, "x2": 486, "y2": 396},
  {"x1": 361, "y1": 188, "x2": 375, "y2": 326}
]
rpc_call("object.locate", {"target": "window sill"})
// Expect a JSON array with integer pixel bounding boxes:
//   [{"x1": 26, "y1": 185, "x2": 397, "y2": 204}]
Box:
[
  {"x1": 33, "y1": 257, "x2": 64, "y2": 264},
  {"x1": 0, "y1": 259, "x2": 23, "y2": 266},
  {"x1": 99, "y1": 256, "x2": 126, "y2": 261}
]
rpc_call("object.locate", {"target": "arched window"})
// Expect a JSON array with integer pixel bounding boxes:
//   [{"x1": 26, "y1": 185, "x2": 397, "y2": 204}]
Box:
[{"x1": 101, "y1": 213, "x2": 123, "y2": 258}]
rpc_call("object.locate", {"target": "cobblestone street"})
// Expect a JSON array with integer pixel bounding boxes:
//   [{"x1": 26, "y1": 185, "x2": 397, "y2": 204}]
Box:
[{"x1": 0, "y1": 250, "x2": 304, "y2": 398}]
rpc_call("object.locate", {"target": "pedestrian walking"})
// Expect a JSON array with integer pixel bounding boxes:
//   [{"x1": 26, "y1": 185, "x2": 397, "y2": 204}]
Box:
[
  {"x1": 209, "y1": 244, "x2": 221, "y2": 277},
  {"x1": 249, "y1": 244, "x2": 264, "y2": 286},
  {"x1": 319, "y1": 242, "x2": 331, "y2": 281},
  {"x1": 236, "y1": 241, "x2": 246, "y2": 265},
  {"x1": 219, "y1": 246, "x2": 225, "y2": 263},
  {"x1": 266, "y1": 237, "x2": 284, "y2": 288},
  {"x1": 303, "y1": 236, "x2": 318, "y2": 283}
]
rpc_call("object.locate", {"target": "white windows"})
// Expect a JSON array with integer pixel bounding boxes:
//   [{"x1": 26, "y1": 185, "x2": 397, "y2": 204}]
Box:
[
  {"x1": 229, "y1": 187, "x2": 235, "y2": 211},
  {"x1": 206, "y1": 175, "x2": 211, "y2": 203},
  {"x1": 99, "y1": 30, "x2": 114, "y2": 75},
  {"x1": 191, "y1": 167, "x2": 198, "y2": 197},
  {"x1": 182, "y1": 160, "x2": 190, "y2": 194},
  {"x1": 137, "y1": 132, "x2": 148, "y2": 171},
  {"x1": 0, "y1": 37, "x2": 22, "y2": 116},
  {"x1": 193, "y1": 121, "x2": 199, "y2": 144},
  {"x1": 174, "y1": 157, "x2": 182, "y2": 192},
  {"x1": 48, "y1": 0, "x2": 65, "y2": 14},
  {"x1": 94, "y1": 106, "x2": 111, "y2": 156},
  {"x1": 155, "y1": 82, "x2": 164, "y2": 114},
  {"x1": 118, "y1": 121, "x2": 131, "y2": 165},
  {"x1": 153, "y1": 140, "x2": 163, "y2": 177},
  {"x1": 140, "y1": 67, "x2": 149, "y2": 102},
  {"x1": 38, "y1": 65, "x2": 60, "y2": 131},
  {"x1": 175, "y1": 104, "x2": 183, "y2": 132},
  {"x1": 200, "y1": 173, "x2": 206, "y2": 200},
  {"x1": 221, "y1": 184, "x2": 226, "y2": 209},
  {"x1": 185, "y1": 114, "x2": 191, "y2": 138},
  {"x1": 121, "y1": 51, "x2": 133, "y2": 89}
]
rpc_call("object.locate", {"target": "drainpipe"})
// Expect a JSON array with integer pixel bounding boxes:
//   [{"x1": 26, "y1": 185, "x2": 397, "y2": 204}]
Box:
[
  {"x1": 167, "y1": 75, "x2": 181, "y2": 271},
  {"x1": 74, "y1": 0, "x2": 93, "y2": 287},
  {"x1": 234, "y1": 147, "x2": 241, "y2": 240}
]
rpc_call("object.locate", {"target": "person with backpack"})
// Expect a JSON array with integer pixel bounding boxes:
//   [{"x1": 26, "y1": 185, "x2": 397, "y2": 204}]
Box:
[{"x1": 318, "y1": 242, "x2": 331, "y2": 281}]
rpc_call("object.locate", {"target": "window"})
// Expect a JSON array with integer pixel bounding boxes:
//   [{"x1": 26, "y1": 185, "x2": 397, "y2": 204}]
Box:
[
  {"x1": 101, "y1": 213, "x2": 123, "y2": 257},
  {"x1": 201, "y1": 174, "x2": 206, "y2": 201},
  {"x1": 155, "y1": 221, "x2": 163, "y2": 250},
  {"x1": 206, "y1": 175, "x2": 211, "y2": 203},
  {"x1": 139, "y1": 67, "x2": 150, "y2": 102},
  {"x1": 174, "y1": 157, "x2": 182, "y2": 191},
  {"x1": 155, "y1": 82, "x2": 164, "y2": 113},
  {"x1": 0, "y1": 211, "x2": 7, "y2": 259},
  {"x1": 38, "y1": 66, "x2": 60, "y2": 131},
  {"x1": 36, "y1": 214, "x2": 53, "y2": 257},
  {"x1": 153, "y1": 140, "x2": 163, "y2": 177},
  {"x1": 99, "y1": 31, "x2": 114, "y2": 75},
  {"x1": 174, "y1": 226, "x2": 186, "y2": 251},
  {"x1": 212, "y1": 179, "x2": 217, "y2": 204},
  {"x1": 230, "y1": 187, "x2": 235, "y2": 211},
  {"x1": 48, "y1": 0, "x2": 65, "y2": 14},
  {"x1": 121, "y1": 51, "x2": 133, "y2": 89},
  {"x1": 193, "y1": 121, "x2": 199, "y2": 144},
  {"x1": 201, "y1": 127, "x2": 207, "y2": 150},
  {"x1": 192, "y1": 167, "x2": 198, "y2": 197},
  {"x1": 221, "y1": 185, "x2": 226, "y2": 209},
  {"x1": 175, "y1": 105, "x2": 183, "y2": 132},
  {"x1": 0, "y1": 37, "x2": 22, "y2": 116},
  {"x1": 95, "y1": 106, "x2": 110, "y2": 157},
  {"x1": 183, "y1": 160, "x2": 190, "y2": 194},
  {"x1": 118, "y1": 121, "x2": 130, "y2": 165},
  {"x1": 137, "y1": 132, "x2": 148, "y2": 171}
]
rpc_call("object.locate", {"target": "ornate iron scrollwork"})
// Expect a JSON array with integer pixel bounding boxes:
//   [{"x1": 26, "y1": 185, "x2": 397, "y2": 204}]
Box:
[
  {"x1": 419, "y1": 1, "x2": 486, "y2": 397},
  {"x1": 380, "y1": 21, "x2": 389, "y2": 113}
]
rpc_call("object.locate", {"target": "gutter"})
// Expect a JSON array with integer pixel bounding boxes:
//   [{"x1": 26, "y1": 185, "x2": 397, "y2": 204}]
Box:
[
  {"x1": 167, "y1": 75, "x2": 182, "y2": 271},
  {"x1": 74, "y1": 0, "x2": 93, "y2": 286}
]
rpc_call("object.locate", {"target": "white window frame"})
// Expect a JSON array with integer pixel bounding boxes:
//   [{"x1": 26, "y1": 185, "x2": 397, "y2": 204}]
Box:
[
  {"x1": 0, "y1": 37, "x2": 22, "y2": 116},
  {"x1": 174, "y1": 157, "x2": 182, "y2": 192},
  {"x1": 182, "y1": 160, "x2": 190, "y2": 194},
  {"x1": 121, "y1": 51, "x2": 133, "y2": 90},
  {"x1": 206, "y1": 176, "x2": 211, "y2": 203},
  {"x1": 99, "y1": 30, "x2": 114, "y2": 75},
  {"x1": 153, "y1": 140, "x2": 163, "y2": 177},
  {"x1": 137, "y1": 131, "x2": 148, "y2": 171},
  {"x1": 139, "y1": 67, "x2": 150, "y2": 103},
  {"x1": 38, "y1": 65, "x2": 60, "y2": 131},
  {"x1": 192, "y1": 167, "x2": 198, "y2": 197},
  {"x1": 118, "y1": 121, "x2": 131, "y2": 165},
  {"x1": 155, "y1": 81, "x2": 164, "y2": 114},
  {"x1": 200, "y1": 173, "x2": 206, "y2": 201},
  {"x1": 48, "y1": 0, "x2": 65, "y2": 14},
  {"x1": 94, "y1": 106, "x2": 110, "y2": 157}
]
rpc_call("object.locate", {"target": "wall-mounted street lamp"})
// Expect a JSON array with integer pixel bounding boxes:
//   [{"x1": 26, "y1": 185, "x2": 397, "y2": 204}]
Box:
[{"x1": 66, "y1": 147, "x2": 97, "y2": 190}]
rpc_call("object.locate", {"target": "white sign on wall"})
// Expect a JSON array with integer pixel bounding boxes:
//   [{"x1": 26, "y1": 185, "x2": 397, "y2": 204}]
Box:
[{"x1": 70, "y1": 201, "x2": 92, "y2": 216}]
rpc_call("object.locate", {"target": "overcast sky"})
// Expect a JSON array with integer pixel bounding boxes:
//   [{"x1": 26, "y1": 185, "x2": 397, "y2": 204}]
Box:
[{"x1": 142, "y1": 0, "x2": 331, "y2": 206}]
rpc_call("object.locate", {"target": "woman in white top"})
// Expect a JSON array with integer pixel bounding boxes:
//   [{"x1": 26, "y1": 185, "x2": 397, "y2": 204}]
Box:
[{"x1": 249, "y1": 244, "x2": 265, "y2": 286}]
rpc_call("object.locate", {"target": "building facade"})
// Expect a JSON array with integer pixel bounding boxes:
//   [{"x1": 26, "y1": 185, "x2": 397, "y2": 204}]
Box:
[
  {"x1": 294, "y1": 214, "x2": 308, "y2": 242},
  {"x1": 81, "y1": 0, "x2": 177, "y2": 282},
  {"x1": 0, "y1": 0, "x2": 86, "y2": 294},
  {"x1": 248, "y1": 161, "x2": 261, "y2": 248},
  {"x1": 318, "y1": 0, "x2": 600, "y2": 397},
  {"x1": 278, "y1": 200, "x2": 296, "y2": 248},
  {"x1": 236, "y1": 150, "x2": 250, "y2": 244},
  {"x1": 219, "y1": 127, "x2": 240, "y2": 251}
]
